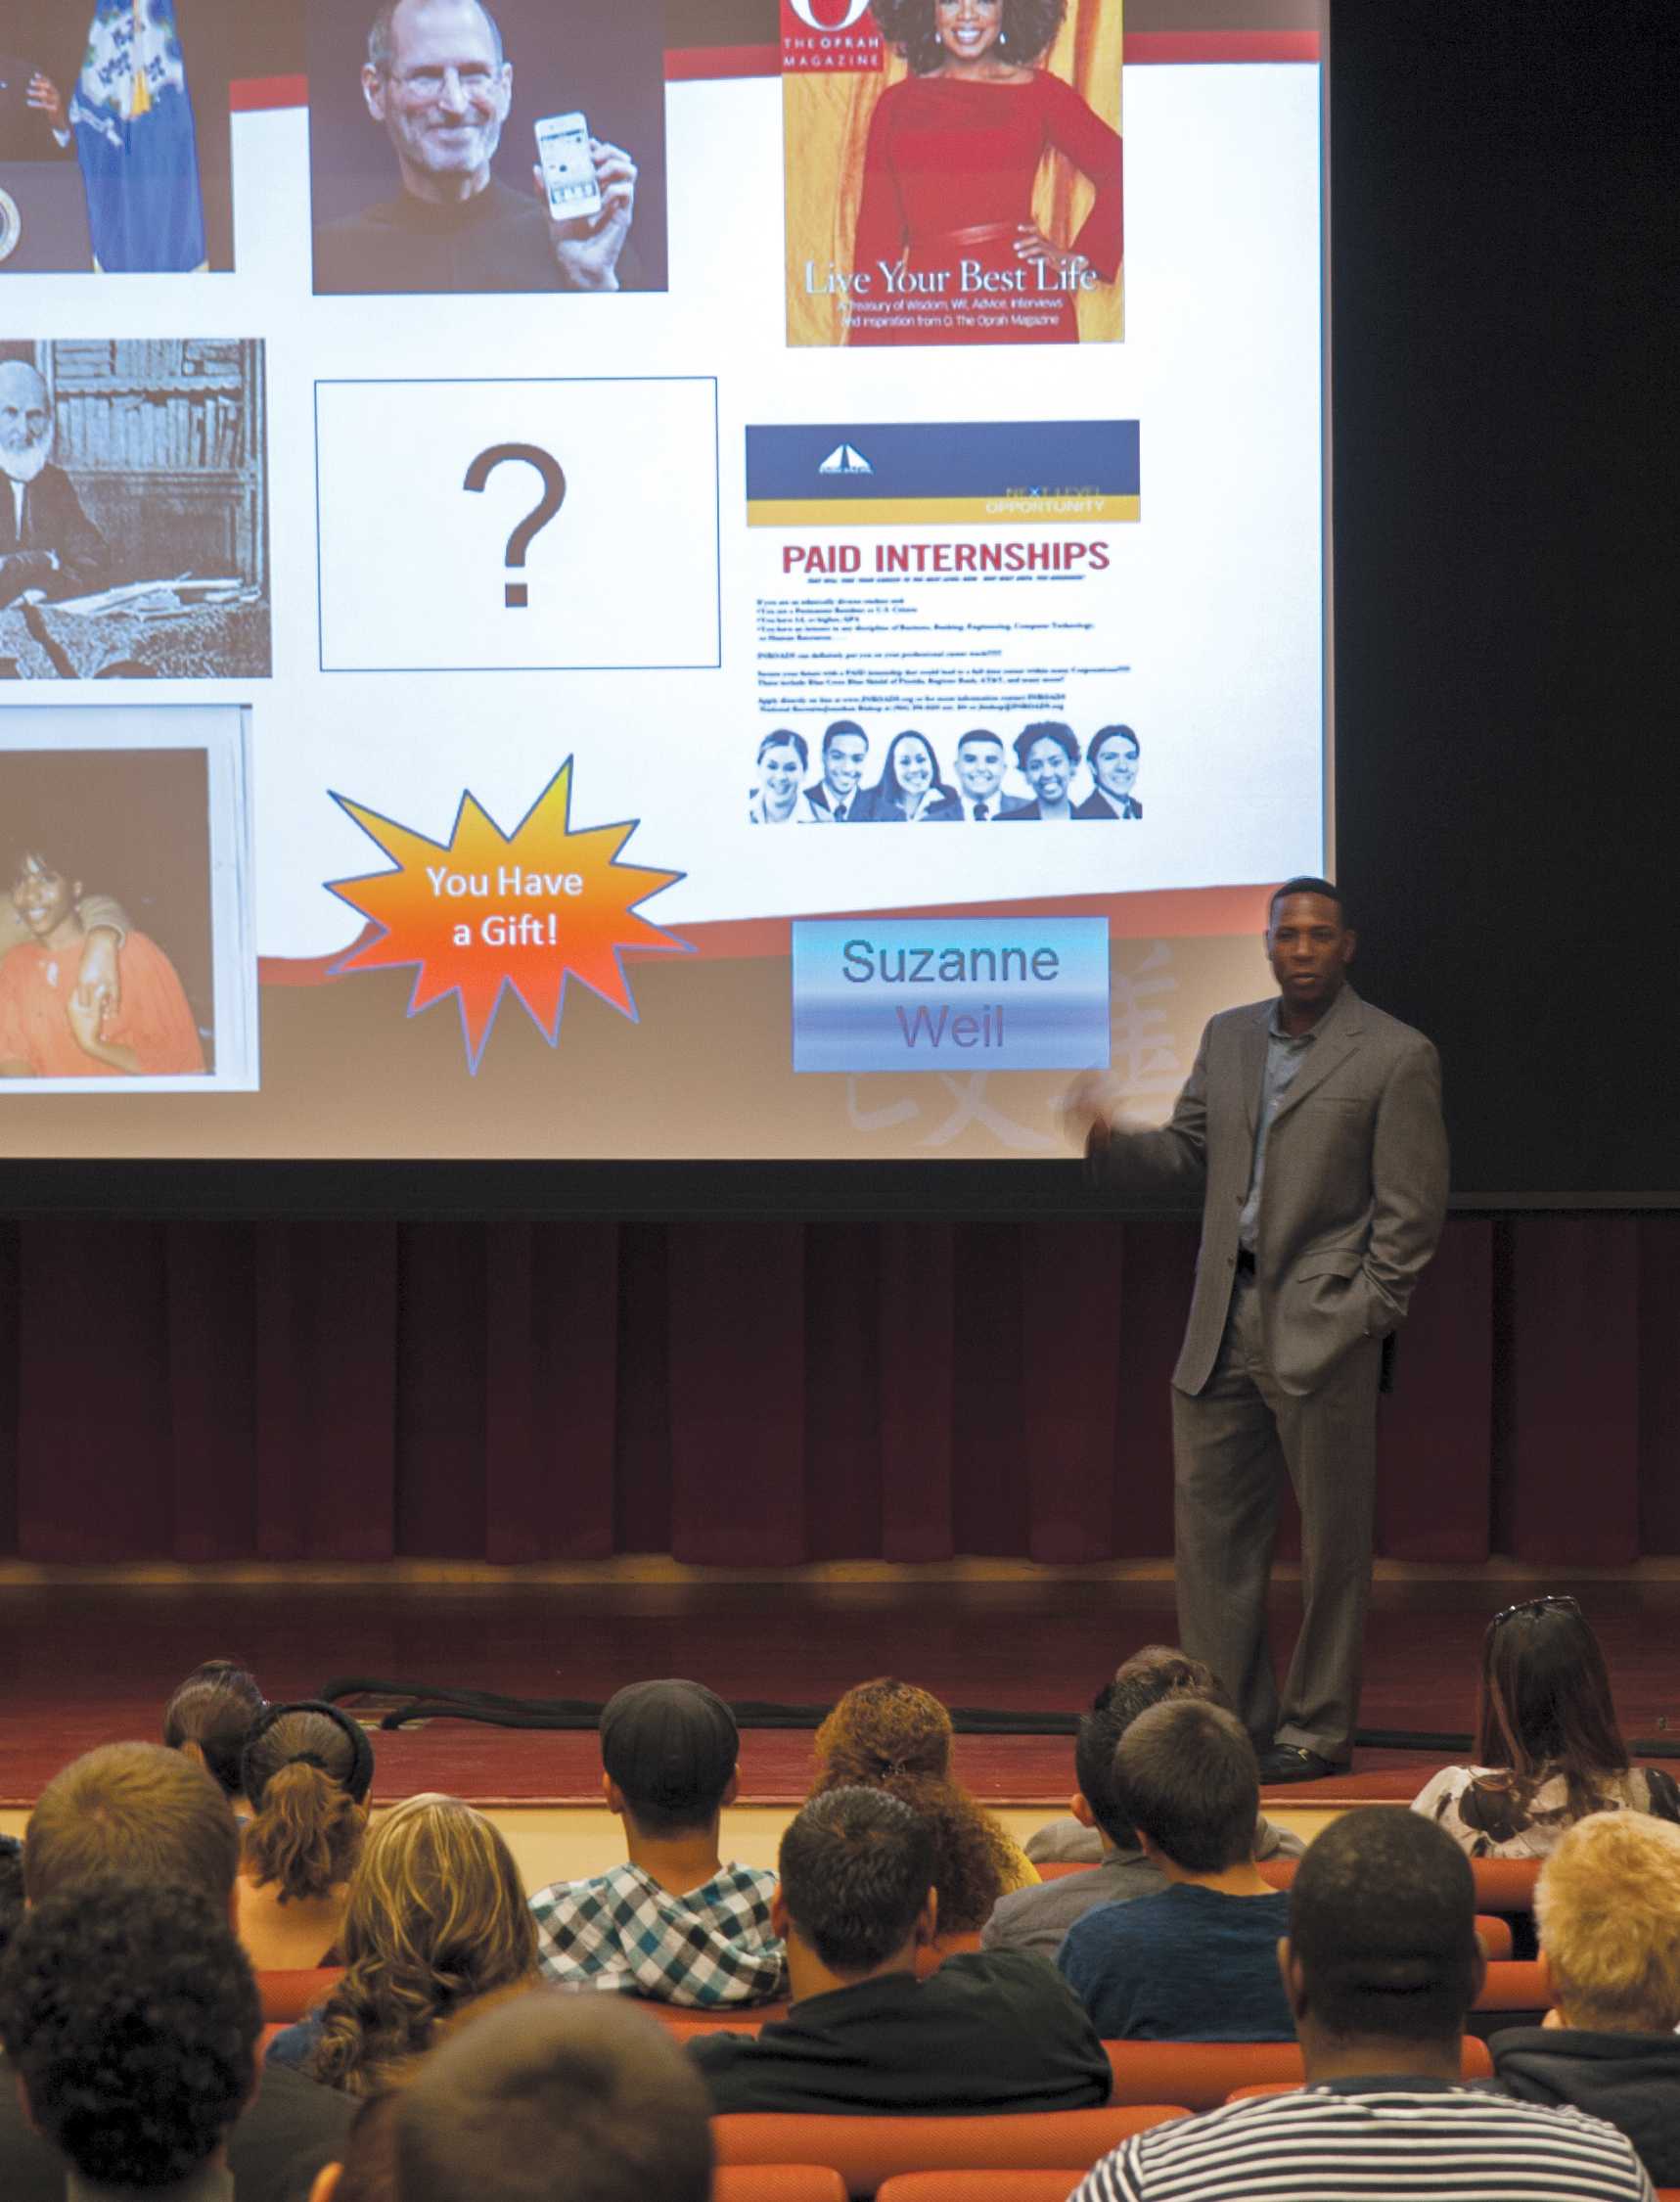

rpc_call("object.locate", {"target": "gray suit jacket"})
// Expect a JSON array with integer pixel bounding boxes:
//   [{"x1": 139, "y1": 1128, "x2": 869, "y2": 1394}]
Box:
[{"x1": 1092, "y1": 986, "x2": 1448, "y2": 1398}]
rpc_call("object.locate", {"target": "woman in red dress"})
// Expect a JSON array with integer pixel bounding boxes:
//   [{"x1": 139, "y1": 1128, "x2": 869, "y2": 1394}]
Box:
[{"x1": 848, "y1": 0, "x2": 1121, "y2": 345}]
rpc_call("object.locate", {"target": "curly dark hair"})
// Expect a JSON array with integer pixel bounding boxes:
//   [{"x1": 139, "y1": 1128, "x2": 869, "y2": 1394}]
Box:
[
  {"x1": 810, "y1": 1678, "x2": 1022, "y2": 1933},
  {"x1": 872, "y1": 0, "x2": 1067, "y2": 74},
  {"x1": 0, "y1": 1874, "x2": 259, "y2": 2189}
]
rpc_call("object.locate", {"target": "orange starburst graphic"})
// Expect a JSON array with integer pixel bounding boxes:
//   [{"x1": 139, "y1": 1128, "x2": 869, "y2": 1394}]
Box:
[{"x1": 328, "y1": 762, "x2": 688, "y2": 1071}]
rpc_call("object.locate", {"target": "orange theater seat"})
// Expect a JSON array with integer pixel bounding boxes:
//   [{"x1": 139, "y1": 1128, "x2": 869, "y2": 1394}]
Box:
[
  {"x1": 1470, "y1": 1858, "x2": 1541, "y2": 1915},
  {"x1": 1474, "y1": 1916, "x2": 1515, "y2": 1960},
  {"x1": 1255, "y1": 1858, "x2": 1296, "y2": 1892},
  {"x1": 1104, "y1": 2041, "x2": 1305, "y2": 2113},
  {"x1": 1034, "y1": 1863, "x2": 1097, "y2": 1882},
  {"x1": 712, "y1": 2108, "x2": 1188, "y2": 2196},
  {"x1": 1473, "y1": 1960, "x2": 1552, "y2": 2018},
  {"x1": 257, "y1": 1968, "x2": 342, "y2": 2023},
  {"x1": 877, "y1": 2175, "x2": 1091, "y2": 2202},
  {"x1": 650, "y1": 2003, "x2": 788, "y2": 2041},
  {"x1": 714, "y1": 2168, "x2": 849, "y2": 2202}
]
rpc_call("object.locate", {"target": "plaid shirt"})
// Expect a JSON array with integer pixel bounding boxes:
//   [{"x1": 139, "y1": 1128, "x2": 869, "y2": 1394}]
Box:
[{"x1": 529, "y1": 1861, "x2": 787, "y2": 2005}]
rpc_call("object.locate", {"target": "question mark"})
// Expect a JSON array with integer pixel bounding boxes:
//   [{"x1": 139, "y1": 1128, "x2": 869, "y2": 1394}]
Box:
[{"x1": 463, "y1": 442, "x2": 568, "y2": 609}]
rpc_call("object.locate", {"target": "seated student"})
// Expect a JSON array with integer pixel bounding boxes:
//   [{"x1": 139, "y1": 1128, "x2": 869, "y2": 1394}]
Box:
[
  {"x1": 689, "y1": 1785, "x2": 1111, "y2": 2116},
  {"x1": 316, "y1": 1992, "x2": 713, "y2": 2202},
  {"x1": 529, "y1": 1677, "x2": 785, "y2": 2004},
  {"x1": 986, "y1": 1650, "x2": 1298, "y2": 1959},
  {"x1": 1412, "y1": 1594, "x2": 1678, "y2": 1858},
  {"x1": 1069, "y1": 1809, "x2": 1652, "y2": 2202},
  {"x1": 0, "y1": 1832, "x2": 22, "y2": 1962},
  {"x1": 0, "y1": 1875, "x2": 260, "y2": 2202},
  {"x1": 4, "y1": 1742, "x2": 352, "y2": 2202},
  {"x1": 237, "y1": 1701, "x2": 372, "y2": 1971},
  {"x1": 1057, "y1": 1696, "x2": 1294, "y2": 2040},
  {"x1": 1022, "y1": 1645, "x2": 1304, "y2": 1868},
  {"x1": 1490, "y1": 1811, "x2": 1680, "y2": 2181},
  {"x1": 0, "y1": 848, "x2": 204, "y2": 1077},
  {"x1": 269, "y1": 1793, "x2": 537, "y2": 2095},
  {"x1": 162, "y1": 1657, "x2": 266, "y2": 1810},
  {"x1": 811, "y1": 1676, "x2": 1036, "y2": 1934}
]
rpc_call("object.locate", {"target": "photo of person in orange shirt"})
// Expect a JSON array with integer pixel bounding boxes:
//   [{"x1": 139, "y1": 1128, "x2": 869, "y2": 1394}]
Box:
[{"x1": 0, "y1": 847, "x2": 204, "y2": 1078}]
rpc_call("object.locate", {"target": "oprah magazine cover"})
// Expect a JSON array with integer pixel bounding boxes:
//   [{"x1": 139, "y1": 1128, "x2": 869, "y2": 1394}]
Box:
[{"x1": 783, "y1": 0, "x2": 1123, "y2": 347}]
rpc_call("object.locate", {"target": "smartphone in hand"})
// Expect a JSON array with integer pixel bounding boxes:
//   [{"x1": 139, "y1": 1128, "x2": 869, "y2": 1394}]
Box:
[{"x1": 535, "y1": 112, "x2": 603, "y2": 223}]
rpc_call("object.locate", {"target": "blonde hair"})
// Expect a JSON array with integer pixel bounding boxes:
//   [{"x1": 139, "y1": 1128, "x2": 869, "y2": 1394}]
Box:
[
  {"x1": 1535, "y1": 1810, "x2": 1680, "y2": 2032},
  {"x1": 309, "y1": 1795, "x2": 537, "y2": 2096},
  {"x1": 242, "y1": 1710, "x2": 367, "y2": 1904}
]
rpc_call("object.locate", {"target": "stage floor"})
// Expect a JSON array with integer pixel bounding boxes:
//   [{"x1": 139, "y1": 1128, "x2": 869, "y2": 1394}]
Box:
[{"x1": 2, "y1": 1574, "x2": 1674, "y2": 1810}]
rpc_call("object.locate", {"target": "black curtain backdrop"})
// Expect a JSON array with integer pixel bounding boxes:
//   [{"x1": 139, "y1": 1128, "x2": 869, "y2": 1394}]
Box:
[
  {"x1": 2, "y1": 1215, "x2": 1677, "y2": 1567},
  {"x1": 1331, "y1": 0, "x2": 1680, "y2": 1200}
]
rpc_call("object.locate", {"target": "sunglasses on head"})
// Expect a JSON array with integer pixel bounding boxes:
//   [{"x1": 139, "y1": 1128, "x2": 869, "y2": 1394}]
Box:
[{"x1": 1486, "y1": 1592, "x2": 1582, "y2": 1634}]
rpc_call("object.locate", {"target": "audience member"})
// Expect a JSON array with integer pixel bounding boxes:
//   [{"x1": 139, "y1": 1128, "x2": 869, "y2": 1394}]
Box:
[
  {"x1": 273, "y1": 1791, "x2": 537, "y2": 2094},
  {"x1": 1069, "y1": 1808, "x2": 1653, "y2": 2202},
  {"x1": 1057, "y1": 1696, "x2": 1293, "y2": 2039},
  {"x1": 811, "y1": 1676, "x2": 1036, "y2": 1932},
  {"x1": 1489, "y1": 1810, "x2": 1680, "y2": 2180},
  {"x1": 373, "y1": 1991, "x2": 714, "y2": 2202},
  {"x1": 528, "y1": 1674, "x2": 784, "y2": 2008},
  {"x1": 162, "y1": 1657, "x2": 266, "y2": 1807},
  {"x1": 1412, "y1": 1595, "x2": 1680, "y2": 1858},
  {"x1": 529, "y1": 1677, "x2": 784, "y2": 2003},
  {"x1": 989, "y1": 1647, "x2": 1300, "y2": 1954},
  {"x1": 0, "y1": 1832, "x2": 23, "y2": 1961},
  {"x1": 2, "y1": 1742, "x2": 351, "y2": 2202},
  {"x1": 239, "y1": 1700, "x2": 374, "y2": 1970},
  {"x1": 0, "y1": 1875, "x2": 259, "y2": 2200},
  {"x1": 689, "y1": 1785, "x2": 1110, "y2": 2115},
  {"x1": 1025, "y1": 1645, "x2": 1303, "y2": 1866}
]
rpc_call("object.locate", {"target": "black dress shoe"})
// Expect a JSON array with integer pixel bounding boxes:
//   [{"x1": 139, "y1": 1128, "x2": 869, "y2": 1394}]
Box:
[{"x1": 1257, "y1": 1744, "x2": 1346, "y2": 1783}]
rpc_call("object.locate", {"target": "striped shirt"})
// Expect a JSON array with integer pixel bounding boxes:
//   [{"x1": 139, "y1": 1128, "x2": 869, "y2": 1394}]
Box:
[{"x1": 1071, "y1": 2078, "x2": 1655, "y2": 2202}]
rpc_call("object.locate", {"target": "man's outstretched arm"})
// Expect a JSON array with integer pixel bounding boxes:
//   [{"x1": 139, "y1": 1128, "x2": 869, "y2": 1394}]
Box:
[{"x1": 1064, "y1": 1023, "x2": 1210, "y2": 1206}]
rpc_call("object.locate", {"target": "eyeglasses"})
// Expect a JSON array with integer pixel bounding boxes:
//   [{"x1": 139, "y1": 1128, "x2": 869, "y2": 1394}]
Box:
[{"x1": 1486, "y1": 1592, "x2": 1582, "y2": 1634}]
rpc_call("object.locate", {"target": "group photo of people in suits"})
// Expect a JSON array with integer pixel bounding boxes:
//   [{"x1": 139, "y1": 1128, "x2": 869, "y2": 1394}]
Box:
[{"x1": 748, "y1": 718, "x2": 1144, "y2": 825}]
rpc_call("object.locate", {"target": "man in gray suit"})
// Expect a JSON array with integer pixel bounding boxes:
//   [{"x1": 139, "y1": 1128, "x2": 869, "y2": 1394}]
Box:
[{"x1": 1065, "y1": 879, "x2": 1448, "y2": 1781}]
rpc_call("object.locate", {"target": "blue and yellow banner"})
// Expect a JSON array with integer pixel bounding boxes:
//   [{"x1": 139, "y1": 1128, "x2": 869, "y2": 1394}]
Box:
[{"x1": 747, "y1": 420, "x2": 1140, "y2": 528}]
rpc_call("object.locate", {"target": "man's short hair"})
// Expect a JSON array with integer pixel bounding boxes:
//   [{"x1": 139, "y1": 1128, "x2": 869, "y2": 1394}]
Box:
[
  {"x1": 1290, "y1": 1807, "x2": 1477, "y2": 2043},
  {"x1": 0, "y1": 1834, "x2": 23, "y2": 1963},
  {"x1": 1534, "y1": 1811, "x2": 1680, "y2": 2032},
  {"x1": 599, "y1": 1678, "x2": 739, "y2": 1838},
  {"x1": 777, "y1": 1785, "x2": 935, "y2": 1975},
  {"x1": 1113, "y1": 1697, "x2": 1259, "y2": 1872},
  {"x1": 822, "y1": 719, "x2": 867, "y2": 757},
  {"x1": 1269, "y1": 875, "x2": 1346, "y2": 925},
  {"x1": 0, "y1": 1875, "x2": 259, "y2": 2190},
  {"x1": 396, "y1": 1990, "x2": 712, "y2": 2202},
  {"x1": 368, "y1": 0, "x2": 506, "y2": 73},
  {"x1": 956, "y1": 728, "x2": 1003, "y2": 753},
  {"x1": 1075, "y1": 1646, "x2": 1226, "y2": 1848},
  {"x1": 24, "y1": 1741, "x2": 240, "y2": 1908}
]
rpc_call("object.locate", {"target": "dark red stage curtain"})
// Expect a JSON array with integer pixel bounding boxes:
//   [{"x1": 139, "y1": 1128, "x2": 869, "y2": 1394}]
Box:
[{"x1": 0, "y1": 1216, "x2": 1673, "y2": 1566}]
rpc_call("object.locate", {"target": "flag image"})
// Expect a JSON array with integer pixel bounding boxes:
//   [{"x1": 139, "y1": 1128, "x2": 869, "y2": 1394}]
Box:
[{"x1": 68, "y1": 0, "x2": 205, "y2": 273}]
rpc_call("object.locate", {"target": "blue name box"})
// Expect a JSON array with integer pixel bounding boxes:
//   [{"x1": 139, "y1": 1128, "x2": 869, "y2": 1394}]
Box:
[{"x1": 792, "y1": 918, "x2": 1111, "y2": 1075}]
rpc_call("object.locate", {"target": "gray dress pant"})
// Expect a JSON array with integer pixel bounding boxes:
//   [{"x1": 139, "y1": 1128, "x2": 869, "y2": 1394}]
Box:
[{"x1": 1170, "y1": 1272, "x2": 1381, "y2": 1765}]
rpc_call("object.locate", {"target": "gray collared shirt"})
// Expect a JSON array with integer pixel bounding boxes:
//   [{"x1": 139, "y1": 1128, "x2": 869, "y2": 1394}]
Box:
[{"x1": 1237, "y1": 986, "x2": 1350, "y2": 1254}]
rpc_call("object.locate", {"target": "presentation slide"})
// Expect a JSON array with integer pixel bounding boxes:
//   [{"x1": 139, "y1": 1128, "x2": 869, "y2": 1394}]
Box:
[{"x1": 0, "y1": 0, "x2": 1325, "y2": 1163}]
